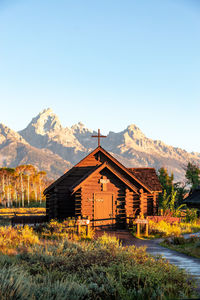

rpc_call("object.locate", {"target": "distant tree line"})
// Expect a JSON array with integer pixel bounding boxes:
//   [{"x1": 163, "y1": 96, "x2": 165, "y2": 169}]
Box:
[{"x1": 0, "y1": 165, "x2": 51, "y2": 207}]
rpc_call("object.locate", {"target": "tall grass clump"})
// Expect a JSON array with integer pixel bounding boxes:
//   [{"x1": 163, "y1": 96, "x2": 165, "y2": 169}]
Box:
[
  {"x1": 0, "y1": 265, "x2": 89, "y2": 300},
  {"x1": 0, "y1": 225, "x2": 39, "y2": 254},
  {"x1": 38, "y1": 219, "x2": 94, "y2": 241},
  {"x1": 149, "y1": 220, "x2": 200, "y2": 237}
]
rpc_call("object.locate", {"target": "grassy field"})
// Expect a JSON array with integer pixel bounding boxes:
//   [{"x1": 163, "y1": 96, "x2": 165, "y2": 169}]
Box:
[{"x1": 0, "y1": 221, "x2": 198, "y2": 299}]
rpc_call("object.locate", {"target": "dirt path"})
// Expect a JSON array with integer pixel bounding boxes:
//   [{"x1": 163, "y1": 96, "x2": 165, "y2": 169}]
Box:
[{"x1": 95, "y1": 230, "x2": 200, "y2": 291}]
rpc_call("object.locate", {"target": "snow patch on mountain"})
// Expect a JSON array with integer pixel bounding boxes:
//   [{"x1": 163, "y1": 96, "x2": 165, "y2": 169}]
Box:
[{"x1": 0, "y1": 108, "x2": 199, "y2": 181}]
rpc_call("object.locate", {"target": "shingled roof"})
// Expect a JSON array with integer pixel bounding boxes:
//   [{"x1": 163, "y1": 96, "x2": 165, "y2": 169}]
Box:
[
  {"x1": 128, "y1": 168, "x2": 162, "y2": 192},
  {"x1": 44, "y1": 166, "x2": 97, "y2": 194}
]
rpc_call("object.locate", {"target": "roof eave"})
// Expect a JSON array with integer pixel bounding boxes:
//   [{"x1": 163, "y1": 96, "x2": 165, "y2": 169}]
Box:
[
  {"x1": 98, "y1": 147, "x2": 153, "y2": 193},
  {"x1": 71, "y1": 162, "x2": 139, "y2": 195}
]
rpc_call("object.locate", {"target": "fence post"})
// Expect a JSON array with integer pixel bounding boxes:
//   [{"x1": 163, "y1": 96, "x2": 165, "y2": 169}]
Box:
[
  {"x1": 126, "y1": 214, "x2": 129, "y2": 229},
  {"x1": 77, "y1": 216, "x2": 81, "y2": 235},
  {"x1": 137, "y1": 223, "x2": 140, "y2": 237},
  {"x1": 86, "y1": 216, "x2": 90, "y2": 237},
  {"x1": 145, "y1": 224, "x2": 149, "y2": 237}
]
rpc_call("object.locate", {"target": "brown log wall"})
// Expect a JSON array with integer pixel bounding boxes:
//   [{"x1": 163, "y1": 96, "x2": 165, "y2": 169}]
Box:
[
  {"x1": 46, "y1": 162, "x2": 159, "y2": 220},
  {"x1": 139, "y1": 191, "x2": 159, "y2": 216},
  {"x1": 80, "y1": 169, "x2": 120, "y2": 219},
  {"x1": 125, "y1": 189, "x2": 140, "y2": 217}
]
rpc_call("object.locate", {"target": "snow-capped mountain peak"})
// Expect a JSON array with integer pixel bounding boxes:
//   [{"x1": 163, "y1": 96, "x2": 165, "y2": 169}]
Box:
[
  {"x1": 0, "y1": 108, "x2": 199, "y2": 181},
  {"x1": 27, "y1": 108, "x2": 62, "y2": 135}
]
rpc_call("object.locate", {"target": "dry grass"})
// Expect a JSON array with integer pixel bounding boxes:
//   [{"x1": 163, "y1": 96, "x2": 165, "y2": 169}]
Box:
[
  {"x1": 0, "y1": 225, "x2": 40, "y2": 255},
  {"x1": 0, "y1": 224, "x2": 198, "y2": 299},
  {"x1": 148, "y1": 220, "x2": 200, "y2": 237},
  {"x1": 0, "y1": 207, "x2": 46, "y2": 217},
  {"x1": 39, "y1": 219, "x2": 95, "y2": 241}
]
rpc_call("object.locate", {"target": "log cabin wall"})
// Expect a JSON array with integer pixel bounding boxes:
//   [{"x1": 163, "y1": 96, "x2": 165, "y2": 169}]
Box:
[
  {"x1": 149, "y1": 192, "x2": 159, "y2": 216},
  {"x1": 46, "y1": 193, "x2": 51, "y2": 220},
  {"x1": 146, "y1": 194, "x2": 154, "y2": 216},
  {"x1": 45, "y1": 147, "x2": 162, "y2": 221},
  {"x1": 57, "y1": 191, "x2": 75, "y2": 220},
  {"x1": 125, "y1": 189, "x2": 140, "y2": 217},
  {"x1": 72, "y1": 167, "x2": 142, "y2": 221},
  {"x1": 55, "y1": 171, "x2": 90, "y2": 219},
  {"x1": 116, "y1": 188, "x2": 126, "y2": 220},
  {"x1": 140, "y1": 192, "x2": 154, "y2": 216},
  {"x1": 46, "y1": 193, "x2": 50, "y2": 219},
  {"x1": 125, "y1": 189, "x2": 133, "y2": 217},
  {"x1": 139, "y1": 190, "x2": 144, "y2": 215},
  {"x1": 80, "y1": 169, "x2": 124, "y2": 219},
  {"x1": 139, "y1": 190, "x2": 148, "y2": 216},
  {"x1": 75, "y1": 188, "x2": 82, "y2": 216},
  {"x1": 139, "y1": 192, "x2": 159, "y2": 217},
  {"x1": 46, "y1": 175, "x2": 76, "y2": 220},
  {"x1": 153, "y1": 192, "x2": 159, "y2": 215},
  {"x1": 46, "y1": 181, "x2": 159, "y2": 221},
  {"x1": 142, "y1": 193, "x2": 148, "y2": 216},
  {"x1": 133, "y1": 193, "x2": 140, "y2": 216},
  {"x1": 46, "y1": 189, "x2": 58, "y2": 220},
  {"x1": 95, "y1": 152, "x2": 143, "y2": 191}
]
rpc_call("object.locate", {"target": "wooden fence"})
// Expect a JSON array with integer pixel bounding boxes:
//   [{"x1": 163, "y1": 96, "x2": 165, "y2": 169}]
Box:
[
  {"x1": 11, "y1": 215, "x2": 47, "y2": 226},
  {"x1": 9, "y1": 214, "x2": 183, "y2": 229},
  {"x1": 10, "y1": 215, "x2": 135, "y2": 229}
]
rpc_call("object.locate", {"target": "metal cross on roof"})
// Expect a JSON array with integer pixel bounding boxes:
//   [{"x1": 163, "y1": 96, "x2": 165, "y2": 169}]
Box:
[{"x1": 91, "y1": 129, "x2": 107, "y2": 147}]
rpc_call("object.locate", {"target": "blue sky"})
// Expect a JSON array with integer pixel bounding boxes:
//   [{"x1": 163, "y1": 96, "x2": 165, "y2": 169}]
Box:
[{"x1": 0, "y1": 0, "x2": 199, "y2": 152}]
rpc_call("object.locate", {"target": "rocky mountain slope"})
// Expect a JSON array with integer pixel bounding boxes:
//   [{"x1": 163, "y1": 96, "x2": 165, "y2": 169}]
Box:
[
  {"x1": 0, "y1": 108, "x2": 199, "y2": 181},
  {"x1": 0, "y1": 123, "x2": 72, "y2": 179}
]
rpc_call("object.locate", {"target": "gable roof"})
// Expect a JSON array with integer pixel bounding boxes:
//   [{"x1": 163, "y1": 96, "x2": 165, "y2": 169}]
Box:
[
  {"x1": 84, "y1": 146, "x2": 153, "y2": 192},
  {"x1": 44, "y1": 166, "x2": 97, "y2": 194},
  {"x1": 70, "y1": 162, "x2": 138, "y2": 194},
  {"x1": 128, "y1": 168, "x2": 162, "y2": 192},
  {"x1": 44, "y1": 146, "x2": 160, "y2": 194}
]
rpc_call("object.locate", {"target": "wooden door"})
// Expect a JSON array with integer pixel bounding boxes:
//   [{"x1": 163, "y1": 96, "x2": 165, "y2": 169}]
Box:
[{"x1": 94, "y1": 193, "x2": 114, "y2": 225}]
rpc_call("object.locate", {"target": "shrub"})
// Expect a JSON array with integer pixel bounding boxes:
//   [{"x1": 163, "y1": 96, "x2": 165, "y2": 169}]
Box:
[
  {"x1": 0, "y1": 265, "x2": 89, "y2": 300},
  {"x1": 0, "y1": 266, "x2": 31, "y2": 300},
  {"x1": 169, "y1": 236, "x2": 186, "y2": 245},
  {"x1": 185, "y1": 208, "x2": 198, "y2": 223},
  {"x1": 38, "y1": 219, "x2": 94, "y2": 241},
  {"x1": 0, "y1": 225, "x2": 197, "y2": 299},
  {"x1": 148, "y1": 220, "x2": 200, "y2": 237},
  {"x1": 0, "y1": 225, "x2": 39, "y2": 254},
  {"x1": 165, "y1": 235, "x2": 200, "y2": 246}
]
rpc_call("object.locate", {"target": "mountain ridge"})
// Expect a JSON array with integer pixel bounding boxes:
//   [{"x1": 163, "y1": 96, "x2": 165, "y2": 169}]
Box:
[{"x1": 0, "y1": 108, "x2": 199, "y2": 181}]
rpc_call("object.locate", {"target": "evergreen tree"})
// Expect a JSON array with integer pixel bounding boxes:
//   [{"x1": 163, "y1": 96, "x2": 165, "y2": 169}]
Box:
[
  {"x1": 185, "y1": 162, "x2": 200, "y2": 190},
  {"x1": 157, "y1": 167, "x2": 186, "y2": 213},
  {"x1": 157, "y1": 167, "x2": 174, "y2": 196}
]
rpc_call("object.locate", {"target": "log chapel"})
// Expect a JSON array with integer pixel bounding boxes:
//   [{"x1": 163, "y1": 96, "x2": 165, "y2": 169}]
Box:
[{"x1": 44, "y1": 133, "x2": 162, "y2": 224}]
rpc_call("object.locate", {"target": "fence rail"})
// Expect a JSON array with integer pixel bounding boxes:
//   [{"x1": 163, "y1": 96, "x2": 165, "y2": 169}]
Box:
[
  {"x1": 11, "y1": 215, "x2": 47, "y2": 226},
  {"x1": 0, "y1": 212, "x2": 45, "y2": 216},
  {"x1": 9, "y1": 214, "x2": 184, "y2": 227}
]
